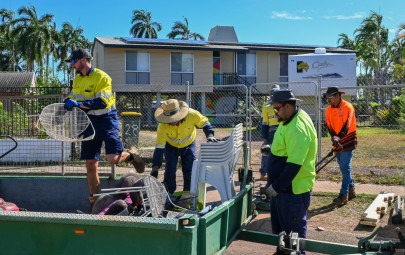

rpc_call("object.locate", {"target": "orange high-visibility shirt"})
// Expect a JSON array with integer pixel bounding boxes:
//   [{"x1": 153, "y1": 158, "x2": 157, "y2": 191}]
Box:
[{"x1": 325, "y1": 99, "x2": 357, "y2": 151}]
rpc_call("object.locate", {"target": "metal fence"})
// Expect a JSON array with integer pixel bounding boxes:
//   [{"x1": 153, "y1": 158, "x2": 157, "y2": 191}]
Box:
[
  {"x1": 249, "y1": 82, "x2": 405, "y2": 196},
  {"x1": 0, "y1": 82, "x2": 404, "y2": 195},
  {"x1": 0, "y1": 87, "x2": 114, "y2": 175}
]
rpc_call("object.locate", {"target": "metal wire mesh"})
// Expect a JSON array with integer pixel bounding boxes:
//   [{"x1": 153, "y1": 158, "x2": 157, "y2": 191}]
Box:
[
  {"x1": 39, "y1": 103, "x2": 94, "y2": 142},
  {"x1": 98, "y1": 176, "x2": 169, "y2": 218}
]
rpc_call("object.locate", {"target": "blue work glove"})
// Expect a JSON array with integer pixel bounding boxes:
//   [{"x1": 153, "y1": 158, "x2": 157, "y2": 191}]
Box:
[
  {"x1": 266, "y1": 184, "x2": 278, "y2": 198},
  {"x1": 64, "y1": 99, "x2": 82, "y2": 111}
]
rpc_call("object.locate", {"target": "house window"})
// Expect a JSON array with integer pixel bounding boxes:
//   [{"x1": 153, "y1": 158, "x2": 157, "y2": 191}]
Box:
[
  {"x1": 171, "y1": 52, "x2": 194, "y2": 85},
  {"x1": 279, "y1": 53, "x2": 288, "y2": 83},
  {"x1": 237, "y1": 52, "x2": 256, "y2": 85},
  {"x1": 125, "y1": 51, "x2": 150, "y2": 84}
]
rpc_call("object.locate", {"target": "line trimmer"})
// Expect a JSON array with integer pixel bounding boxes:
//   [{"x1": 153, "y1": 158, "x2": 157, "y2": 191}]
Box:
[{"x1": 316, "y1": 143, "x2": 343, "y2": 174}]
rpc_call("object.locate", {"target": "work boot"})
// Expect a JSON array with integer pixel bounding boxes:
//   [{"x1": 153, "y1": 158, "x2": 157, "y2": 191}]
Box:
[
  {"x1": 126, "y1": 147, "x2": 145, "y2": 173},
  {"x1": 348, "y1": 187, "x2": 357, "y2": 200},
  {"x1": 333, "y1": 194, "x2": 348, "y2": 206},
  {"x1": 150, "y1": 166, "x2": 159, "y2": 178}
]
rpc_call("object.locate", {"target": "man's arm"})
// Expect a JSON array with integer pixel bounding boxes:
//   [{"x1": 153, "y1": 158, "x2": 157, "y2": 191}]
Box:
[{"x1": 271, "y1": 162, "x2": 301, "y2": 192}]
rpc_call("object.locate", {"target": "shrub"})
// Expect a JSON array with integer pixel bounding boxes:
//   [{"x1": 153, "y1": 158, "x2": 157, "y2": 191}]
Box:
[{"x1": 370, "y1": 102, "x2": 381, "y2": 115}]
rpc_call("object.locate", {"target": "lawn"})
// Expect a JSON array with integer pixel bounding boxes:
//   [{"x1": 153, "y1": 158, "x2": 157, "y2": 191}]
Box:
[
  {"x1": 137, "y1": 126, "x2": 405, "y2": 185},
  {"x1": 317, "y1": 127, "x2": 405, "y2": 185}
]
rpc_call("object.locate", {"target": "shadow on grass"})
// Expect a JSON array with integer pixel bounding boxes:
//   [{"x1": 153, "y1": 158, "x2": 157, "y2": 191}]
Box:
[{"x1": 307, "y1": 203, "x2": 337, "y2": 219}]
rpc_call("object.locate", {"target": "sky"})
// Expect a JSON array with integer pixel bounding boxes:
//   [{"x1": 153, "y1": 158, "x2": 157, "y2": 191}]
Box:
[{"x1": 3, "y1": 0, "x2": 405, "y2": 48}]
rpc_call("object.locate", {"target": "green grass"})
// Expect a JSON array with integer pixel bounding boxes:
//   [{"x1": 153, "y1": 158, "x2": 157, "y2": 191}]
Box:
[
  {"x1": 139, "y1": 126, "x2": 405, "y2": 185},
  {"x1": 318, "y1": 126, "x2": 405, "y2": 185},
  {"x1": 309, "y1": 192, "x2": 375, "y2": 217}
]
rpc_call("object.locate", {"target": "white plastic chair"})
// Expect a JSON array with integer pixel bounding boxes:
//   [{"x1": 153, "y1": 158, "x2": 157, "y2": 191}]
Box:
[{"x1": 190, "y1": 123, "x2": 244, "y2": 210}]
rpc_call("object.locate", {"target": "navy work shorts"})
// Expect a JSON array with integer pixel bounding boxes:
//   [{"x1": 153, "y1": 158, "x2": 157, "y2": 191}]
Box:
[{"x1": 81, "y1": 128, "x2": 123, "y2": 161}]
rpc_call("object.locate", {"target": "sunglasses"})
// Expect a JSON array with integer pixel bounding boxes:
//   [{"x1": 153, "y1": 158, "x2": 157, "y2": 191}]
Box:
[
  {"x1": 273, "y1": 104, "x2": 285, "y2": 113},
  {"x1": 327, "y1": 93, "x2": 338, "y2": 99},
  {"x1": 71, "y1": 59, "x2": 79, "y2": 65}
]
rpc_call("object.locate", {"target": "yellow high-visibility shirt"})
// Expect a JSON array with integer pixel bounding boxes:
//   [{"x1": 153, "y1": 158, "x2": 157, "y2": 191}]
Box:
[
  {"x1": 69, "y1": 68, "x2": 116, "y2": 116},
  {"x1": 155, "y1": 108, "x2": 208, "y2": 149},
  {"x1": 261, "y1": 103, "x2": 279, "y2": 127}
]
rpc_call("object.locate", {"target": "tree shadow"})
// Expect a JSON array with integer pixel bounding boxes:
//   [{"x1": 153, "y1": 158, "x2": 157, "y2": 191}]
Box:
[{"x1": 307, "y1": 203, "x2": 337, "y2": 219}]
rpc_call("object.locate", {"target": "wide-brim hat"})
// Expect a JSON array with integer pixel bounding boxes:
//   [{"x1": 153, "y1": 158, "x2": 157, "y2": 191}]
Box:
[
  {"x1": 326, "y1": 86, "x2": 345, "y2": 96},
  {"x1": 272, "y1": 89, "x2": 302, "y2": 103},
  {"x1": 154, "y1": 99, "x2": 189, "y2": 123}
]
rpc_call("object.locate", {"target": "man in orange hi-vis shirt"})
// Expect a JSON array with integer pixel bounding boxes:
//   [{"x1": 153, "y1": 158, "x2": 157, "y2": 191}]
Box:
[{"x1": 325, "y1": 87, "x2": 357, "y2": 206}]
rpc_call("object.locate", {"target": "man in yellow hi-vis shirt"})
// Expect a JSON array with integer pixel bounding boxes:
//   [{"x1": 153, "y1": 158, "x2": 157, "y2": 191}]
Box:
[
  {"x1": 64, "y1": 48, "x2": 144, "y2": 208},
  {"x1": 151, "y1": 99, "x2": 217, "y2": 194},
  {"x1": 259, "y1": 84, "x2": 280, "y2": 181}
]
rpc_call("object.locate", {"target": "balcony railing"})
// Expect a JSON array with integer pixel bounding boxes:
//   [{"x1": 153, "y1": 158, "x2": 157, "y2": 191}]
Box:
[{"x1": 214, "y1": 73, "x2": 254, "y2": 86}]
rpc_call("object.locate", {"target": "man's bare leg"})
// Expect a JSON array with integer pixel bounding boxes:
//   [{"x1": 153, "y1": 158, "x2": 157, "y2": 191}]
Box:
[
  {"x1": 86, "y1": 159, "x2": 100, "y2": 205},
  {"x1": 106, "y1": 152, "x2": 130, "y2": 165}
]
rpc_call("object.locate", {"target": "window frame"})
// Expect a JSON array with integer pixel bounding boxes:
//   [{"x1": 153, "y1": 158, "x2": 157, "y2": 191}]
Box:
[
  {"x1": 279, "y1": 52, "x2": 289, "y2": 82},
  {"x1": 170, "y1": 52, "x2": 194, "y2": 85},
  {"x1": 125, "y1": 50, "x2": 151, "y2": 84},
  {"x1": 236, "y1": 52, "x2": 257, "y2": 84}
]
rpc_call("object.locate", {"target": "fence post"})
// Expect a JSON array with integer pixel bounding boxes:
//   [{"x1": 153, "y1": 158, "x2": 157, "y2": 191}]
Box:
[
  {"x1": 247, "y1": 85, "x2": 252, "y2": 168},
  {"x1": 186, "y1": 81, "x2": 191, "y2": 105},
  {"x1": 201, "y1": 92, "x2": 206, "y2": 114},
  {"x1": 317, "y1": 76, "x2": 323, "y2": 163}
]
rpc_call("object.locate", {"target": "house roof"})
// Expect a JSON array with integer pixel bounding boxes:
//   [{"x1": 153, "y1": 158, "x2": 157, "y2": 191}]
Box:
[
  {"x1": 94, "y1": 37, "x2": 355, "y2": 54},
  {"x1": 0, "y1": 72, "x2": 36, "y2": 88}
]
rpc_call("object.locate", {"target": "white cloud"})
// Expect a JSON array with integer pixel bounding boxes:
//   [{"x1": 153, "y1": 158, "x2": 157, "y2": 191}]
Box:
[
  {"x1": 271, "y1": 11, "x2": 312, "y2": 20},
  {"x1": 323, "y1": 12, "x2": 365, "y2": 20}
]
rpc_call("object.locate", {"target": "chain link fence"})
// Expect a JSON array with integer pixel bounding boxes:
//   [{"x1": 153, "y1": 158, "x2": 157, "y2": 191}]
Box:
[
  {"x1": 0, "y1": 87, "x2": 115, "y2": 175},
  {"x1": 0, "y1": 81, "x2": 404, "y2": 195}
]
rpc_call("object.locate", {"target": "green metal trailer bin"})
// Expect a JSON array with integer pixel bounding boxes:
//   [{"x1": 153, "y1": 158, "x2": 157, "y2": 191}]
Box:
[{"x1": 0, "y1": 183, "x2": 254, "y2": 255}]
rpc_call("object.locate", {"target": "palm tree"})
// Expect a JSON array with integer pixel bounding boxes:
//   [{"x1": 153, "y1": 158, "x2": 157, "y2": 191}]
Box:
[
  {"x1": 46, "y1": 22, "x2": 60, "y2": 80},
  {"x1": 11, "y1": 6, "x2": 55, "y2": 73},
  {"x1": 354, "y1": 11, "x2": 390, "y2": 79},
  {"x1": 337, "y1": 33, "x2": 355, "y2": 50},
  {"x1": 129, "y1": 10, "x2": 162, "y2": 38},
  {"x1": 387, "y1": 24, "x2": 405, "y2": 83},
  {"x1": 57, "y1": 22, "x2": 91, "y2": 82},
  {"x1": 391, "y1": 24, "x2": 405, "y2": 64},
  {"x1": 0, "y1": 8, "x2": 21, "y2": 71},
  {"x1": 390, "y1": 26, "x2": 405, "y2": 64},
  {"x1": 337, "y1": 33, "x2": 367, "y2": 75},
  {"x1": 396, "y1": 23, "x2": 405, "y2": 40},
  {"x1": 167, "y1": 17, "x2": 205, "y2": 40}
]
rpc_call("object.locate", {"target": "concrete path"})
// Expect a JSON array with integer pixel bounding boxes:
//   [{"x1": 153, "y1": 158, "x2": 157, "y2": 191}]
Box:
[
  {"x1": 224, "y1": 174, "x2": 404, "y2": 255},
  {"x1": 314, "y1": 180, "x2": 404, "y2": 196},
  {"x1": 144, "y1": 168, "x2": 404, "y2": 254}
]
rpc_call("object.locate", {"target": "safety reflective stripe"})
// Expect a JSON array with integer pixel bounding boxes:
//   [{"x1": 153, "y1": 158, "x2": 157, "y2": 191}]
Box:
[
  {"x1": 95, "y1": 91, "x2": 113, "y2": 99},
  {"x1": 334, "y1": 131, "x2": 357, "y2": 151},
  {"x1": 87, "y1": 105, "x2": 117, "y2": 115},
  {"x1": 155, "y1": 145, "x2": 165, "y2": 149},
  {"x1": 70, "y1": 94, "x2": 92, "y2": 100},
  {"x1": 170, "y1": 134, "x2": 192, "y2": 144},
  {"x1": 70, "y1": 92, "x2": 113, "y2": 101}
]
